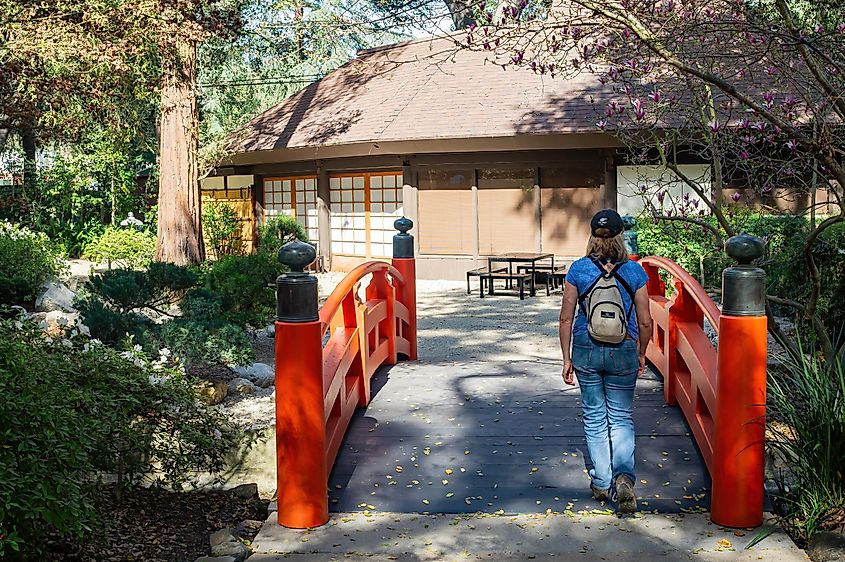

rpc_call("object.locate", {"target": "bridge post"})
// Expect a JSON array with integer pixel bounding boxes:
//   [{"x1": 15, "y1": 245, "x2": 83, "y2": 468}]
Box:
[
  {"x1": 711, "y1": 234, "x2": 767, "y2": 528},
  {"x1": 391, "y1": 217, "x2": 417, "y2": 360},
  {"x1": 274, "y1": 240, "x2": 329, "y2": 528}
]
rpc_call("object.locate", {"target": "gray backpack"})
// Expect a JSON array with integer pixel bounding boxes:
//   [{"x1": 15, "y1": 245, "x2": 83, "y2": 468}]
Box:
[{"x1": 579, "y1": 258, "x2": 636, "y2": 344}]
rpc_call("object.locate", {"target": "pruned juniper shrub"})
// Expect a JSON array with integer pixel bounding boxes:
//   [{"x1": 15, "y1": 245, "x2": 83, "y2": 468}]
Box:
[
  {"x1": 257, "y1": 214, "x2": 307, "y2": 259},
  {"x1": 75, "y1": 263, "x2": 197, "y2": 345},
  {"x1": 768, "y1": 346, "x2": 845, "y2": 542},
  {"x1": 0, "y1": 317, "x2": 248, "y2": 559},
  {"x1": 76, "y1": 265, "x2": 254, "y2": 366}
]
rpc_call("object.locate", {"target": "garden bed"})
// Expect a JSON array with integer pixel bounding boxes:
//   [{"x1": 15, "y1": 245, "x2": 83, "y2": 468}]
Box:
[{"x1": 45, "y1": 485, "x2": 269, "y2": 562}]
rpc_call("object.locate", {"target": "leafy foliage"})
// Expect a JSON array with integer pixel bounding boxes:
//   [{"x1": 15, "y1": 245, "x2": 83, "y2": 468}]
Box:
[
  {"x1": 203, "y1": 252, "x2": 286, "y2": 326},
  {"x1": 84, "y1": 226, "x2": 156, "y2": 269},
  {"x1": 0, "y1": 221, "x2": 66, "y2": 305},
  {"x1": 202, "y1": 199, "x2": 244, "y2": 257},
  {"x1": 158, "y1": 319, "x2": 254, "y2": 366},
  {"x1": 768, "y1": 349, "x2": 845, "y2": 541},
  {"x1": 636, "y1": 214, "x2": 845, "y2": 346},
  {"x1": 0, "y1": 318, "x2": 247, "y2": 558}
]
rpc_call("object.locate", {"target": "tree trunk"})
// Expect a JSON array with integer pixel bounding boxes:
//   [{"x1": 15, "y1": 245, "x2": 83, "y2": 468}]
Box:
[
  {"x1": 22, "y1": 126, "x2": 36, "y2": 198},
  {"x1": 444, "y1": 0, "x2": 475, "y2": 29},
  {"x1": 156, "y1": 37, "x2": 204, "y2": 265}
]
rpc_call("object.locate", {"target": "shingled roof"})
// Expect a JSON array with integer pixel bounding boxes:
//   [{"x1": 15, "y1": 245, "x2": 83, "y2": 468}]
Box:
[{"x1": 227, "y1": 35, "x2": 616, "y2": 155}]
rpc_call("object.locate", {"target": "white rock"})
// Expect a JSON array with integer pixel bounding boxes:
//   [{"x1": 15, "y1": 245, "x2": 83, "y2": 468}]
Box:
[
  {"x1": 35, "y1": 281, "x2": 77, "y2": 313},
  {"x1": 233, "y1": 363, "x2": 275, "y2": 388},
  {"x1": 227, "y1": 377, "x2": 256, "y2": 395}
]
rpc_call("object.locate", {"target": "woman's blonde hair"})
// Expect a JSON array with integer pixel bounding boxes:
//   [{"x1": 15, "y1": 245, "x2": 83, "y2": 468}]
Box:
[{"x1": 586, "y1": 233, "x2": 629, "y2": 263}]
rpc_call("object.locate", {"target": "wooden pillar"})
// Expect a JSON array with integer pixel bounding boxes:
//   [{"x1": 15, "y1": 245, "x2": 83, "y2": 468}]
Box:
[
  {"x1": 316, "y1": 161, "x2": 332, "y2": 271},
  {"x1": 533, "y1": 167, "x2": 542, "y2": 252},
  {"x1": 602, "y1": 151, "x2": 618, "y2": 210},
  {"x1": 471, "y1": 169, "x2": 480, "y2": 261},
  {"x1": 401, "y1": 160, "x2": 419, "y2": 256}
]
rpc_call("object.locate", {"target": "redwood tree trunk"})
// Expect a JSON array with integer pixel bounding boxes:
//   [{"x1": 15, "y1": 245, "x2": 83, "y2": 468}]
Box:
[
  {"x1": 22, "y1": 126, "x2": 37, "y2": 198},
  {"x1": 156, "y1": 37, "x2": 204, "y2": 265}
]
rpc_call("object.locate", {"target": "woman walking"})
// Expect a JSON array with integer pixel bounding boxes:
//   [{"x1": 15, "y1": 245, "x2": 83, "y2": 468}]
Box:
[{"x1": 559, "y1": 209, "x2": 653, "y2": 514}]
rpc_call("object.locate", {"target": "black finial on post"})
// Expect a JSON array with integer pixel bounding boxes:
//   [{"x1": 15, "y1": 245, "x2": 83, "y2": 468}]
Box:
[
  {"x1": 276, "y1": 240, "x2": 319, "y2": 322},
  {"x1": 722, "y1": 234, "x2": 766, "y2": 316},
  {"x1": 393, "y1": 217, "x2": 414, "y2": 259}
]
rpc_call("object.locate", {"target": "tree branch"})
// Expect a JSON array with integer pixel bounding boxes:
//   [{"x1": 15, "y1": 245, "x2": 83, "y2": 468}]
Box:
[{"x1": 774, "y1": 0, "x2": 845, "y2": 123}]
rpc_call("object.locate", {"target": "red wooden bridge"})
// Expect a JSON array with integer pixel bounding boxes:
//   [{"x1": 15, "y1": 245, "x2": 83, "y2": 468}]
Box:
[{"x1": 272, "y1": 219, "x2": 768, "y2": 530}]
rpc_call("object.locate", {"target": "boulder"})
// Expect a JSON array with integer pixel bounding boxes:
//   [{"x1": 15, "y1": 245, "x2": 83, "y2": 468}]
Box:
[
  {"x1": 235, "y1": 519, "x2": 264, "y2": 536},
  {"x1": 808, "y1": 532, "x2": 845, "y2": 562},
  {"x1": 64, "y1": 275, "x2": 89, "y2": 293},
  {"x1": 29, "y1": 310, "x2": 81, "y2": 336},
  {"x1": 209, "y1": 529, "x2": 248, "y2": 562},
  {"x1": 231, "y1": 483, "x2": 259, "y2": 500},
  {"x1": 233, "y1": 363, "x2": 275, "y2": 388},
  {"x1": 196, "y1": 380, "x2": 228, "y2": 405},
  {"x1": 227, "y1": 378, "x2": 256, "y2": 396},
  {"x1": 35, "y1": 281, "x2": 77, "y2": 313}
]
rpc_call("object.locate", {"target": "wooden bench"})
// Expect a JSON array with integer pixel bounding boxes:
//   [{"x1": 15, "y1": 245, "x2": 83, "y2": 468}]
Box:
[
  {"x1": 479, "y1": 271, "x2": 535, "y2": 300},
  {"x1": 551, "y1": 266, "x2": 568, "y2": 290},
  {"x1": 466, "y1": 266, "x2": 506, "y2": 294}
]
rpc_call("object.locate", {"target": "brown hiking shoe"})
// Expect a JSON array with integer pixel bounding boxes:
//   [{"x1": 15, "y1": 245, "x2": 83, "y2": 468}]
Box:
[
  {"x1": 591, "y1": 483, "x2": 610, "y2": 503},
  {"x1": 615, "y1": 475, "x2": 637, "y2": 514}
]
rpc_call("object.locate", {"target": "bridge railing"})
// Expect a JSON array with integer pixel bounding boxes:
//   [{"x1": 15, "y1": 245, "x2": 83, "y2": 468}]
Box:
[
  {"x1": 639, "y1": 234, "x2": 768, "y2": 528},
  {"x1": 273, "y1": 218, "x2": 417, "y2": 529}
]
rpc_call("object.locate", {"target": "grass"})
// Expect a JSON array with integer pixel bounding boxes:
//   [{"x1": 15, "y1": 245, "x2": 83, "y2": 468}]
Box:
[{"x1": 767, "y1": 345, "x2": 845, "y2": 542}]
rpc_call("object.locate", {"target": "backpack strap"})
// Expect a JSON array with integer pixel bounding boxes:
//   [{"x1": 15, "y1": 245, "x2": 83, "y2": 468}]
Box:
[
  {"x1": 608, "y1": 262, "x2": 636, "y2": 319},
  {"x1": 577, "y1": 257, "x2": 609, "y2": 312}
]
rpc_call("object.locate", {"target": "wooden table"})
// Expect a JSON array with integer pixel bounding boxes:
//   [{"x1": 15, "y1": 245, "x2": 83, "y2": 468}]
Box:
[{"x1": 486, "y1": 252, "x2": 554, "y2": 297}]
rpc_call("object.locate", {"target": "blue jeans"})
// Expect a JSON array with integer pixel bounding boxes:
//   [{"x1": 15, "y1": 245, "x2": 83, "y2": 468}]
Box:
[{"x1": 571, "y1": 334, "x2": 638, "y2": 490}]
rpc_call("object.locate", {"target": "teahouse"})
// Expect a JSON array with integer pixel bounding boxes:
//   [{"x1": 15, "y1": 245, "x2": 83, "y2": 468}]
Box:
[{"x1": 203, "y1": 34, "x2": 829, "y2": 278}]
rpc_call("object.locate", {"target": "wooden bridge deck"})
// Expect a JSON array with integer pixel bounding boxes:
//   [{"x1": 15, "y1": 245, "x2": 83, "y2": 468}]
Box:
[{"x1": 327, "y1": 359, "x2": 710, "y2": 515}]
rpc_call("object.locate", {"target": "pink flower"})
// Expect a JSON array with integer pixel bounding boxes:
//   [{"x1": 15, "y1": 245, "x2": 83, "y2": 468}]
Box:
[
  {"x1": 596, "y1": 119, "x2": 608, "y2": 130},
  {"x1": 648, "y1": 89, "x2": 661, "y2": 102},
  {"x1": 786, "y1": 139, "x2": 798, "y2": 152},
  {"x1": 731, "y1": 192, "x2": 743, "y2": 202},
  {"x1": 708, "y1": 121, "x2": 721, "y2": 133}
]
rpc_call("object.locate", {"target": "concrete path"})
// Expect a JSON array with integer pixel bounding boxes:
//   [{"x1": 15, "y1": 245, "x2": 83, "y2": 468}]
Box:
[{"x1": 251, "y1": 511, "x2": 808, "y2": 561}]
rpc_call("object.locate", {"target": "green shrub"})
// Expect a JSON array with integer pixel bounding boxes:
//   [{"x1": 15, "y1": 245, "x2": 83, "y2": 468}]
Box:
[
  {"x1": 75, "y1": 263, "x2": 197, "y2": 343},
  {"x1": 203, "y1": 252, "x2": 285, "y2": 326},
  {"x1": 0, "y1": 318, "x2": 247, "y2": 558},
  {"x1": 636, "y1": 214, "x2": 845, "y2": 340},
  {"x1": 76, "y1": 266, "x2": 255, "y2": 366},
  {"x1": 83, "y1": 226, "x2": 156, "y2": 269},
  {"x1": 203, "y1": 199, "x2": 245, "y2": 258},
  {"x1": 257, "y1": 214, "x2": 307, "y2": 258},
  {"x1": 157, "y1": 319, "x2": 255, "y2": 367},
  {"x1": 0, "y1": 221, "x2": 66, "y2": 305},
  {"x1": 768, "y1": 349, "x2": 845, "y2": 541}
]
